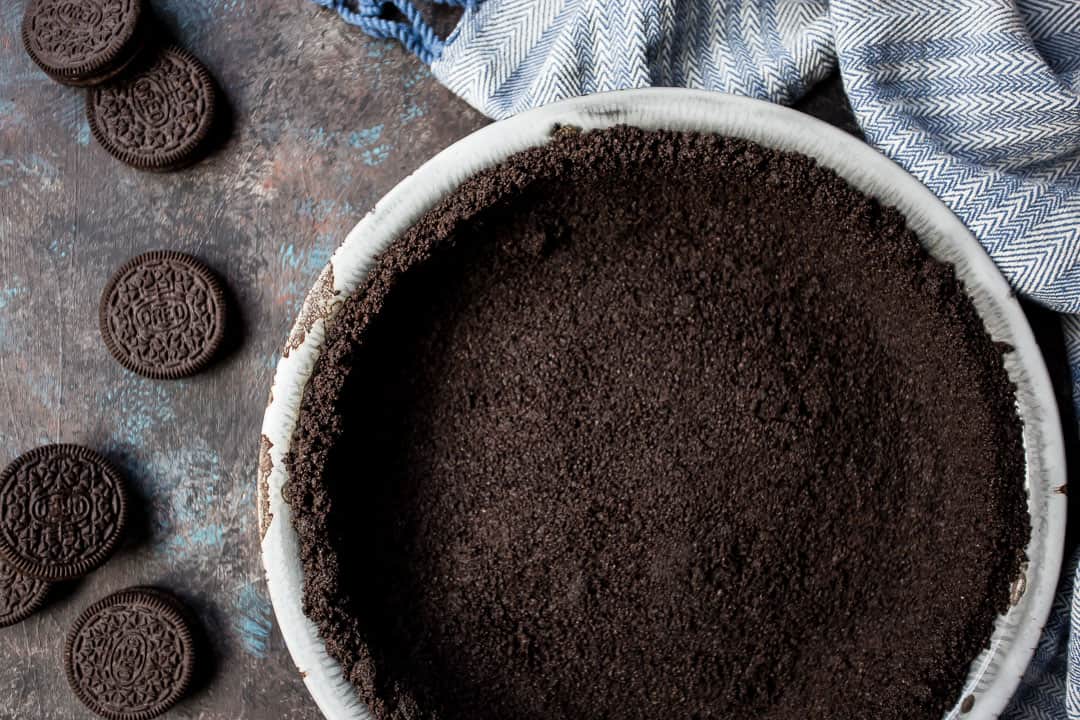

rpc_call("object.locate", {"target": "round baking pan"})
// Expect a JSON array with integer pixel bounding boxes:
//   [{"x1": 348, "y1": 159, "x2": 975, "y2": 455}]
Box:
[{"x1": 258, "y1": 89, "x2": 1067, "y2": 720}]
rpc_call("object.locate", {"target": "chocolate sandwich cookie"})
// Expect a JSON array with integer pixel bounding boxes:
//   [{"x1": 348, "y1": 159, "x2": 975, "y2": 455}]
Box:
[
  {"x1": 0, "y1": 556, "x2": 50, "y2": 628},
  {"x1": 66, "y1": 587, "x2": 197, "y2": 720},
  {"x1": 87, "y1": 46, "x2": 217, "y2": 171},
  {"x1": 0, "y1": 445, "x2": 127, "y2": 581},
  {"x1": 22, "y1": 0, "x2": 146, "y2": 86},
  {"x1": 99, "y1": 251, "x2": 227, "y2": 378}
]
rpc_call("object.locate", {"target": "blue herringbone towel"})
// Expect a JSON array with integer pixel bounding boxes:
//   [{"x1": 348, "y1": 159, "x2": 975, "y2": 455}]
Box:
[{"x1": 312, "y1": 0, "x2": 1080, "y2": 716}]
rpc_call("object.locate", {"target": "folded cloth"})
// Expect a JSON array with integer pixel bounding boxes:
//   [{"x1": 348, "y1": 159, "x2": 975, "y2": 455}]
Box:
[{"x1": 312, "y1": 0, "x2": 1080, "y2": 716}]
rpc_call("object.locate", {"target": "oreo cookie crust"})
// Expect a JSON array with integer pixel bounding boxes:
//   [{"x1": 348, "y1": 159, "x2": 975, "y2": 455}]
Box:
[
  {"x1": 21, "y1": 0, "x2": 145, "y2": 86},
  {"x1": 87, "y1": 46, "x2": 216, "y2": 171},
  {"x1": 0, "y1": 445, "x2": 127, "y2": 581},
  {"x1": 286, "y1": 127, "x2": 1029, "y2": 720},
  {"x1": 0, "y1": 556, "x2": 50, "y2": 628},
  {"x1": 65, "y1": 587, "x2": 196, "y2": 720},
  {"x1": 99, "y1": 251, "x2": 227, "y2": 379}
]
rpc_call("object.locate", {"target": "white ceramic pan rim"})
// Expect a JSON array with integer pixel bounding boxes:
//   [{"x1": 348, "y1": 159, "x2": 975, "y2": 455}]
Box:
[{"x1": 258, "y1": 89, "x2": 1067, "y2": 720}]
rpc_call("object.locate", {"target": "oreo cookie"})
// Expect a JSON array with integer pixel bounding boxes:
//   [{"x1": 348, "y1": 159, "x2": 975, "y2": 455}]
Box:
[
  {"x1": 66, "y1": 587, "x2": 197, "y2": 720},
  {"x1": 99, "y1": 251, "x2": 227, "y2": 379},
  {"x1": 22, "y1": 0, "x2": 146, "y2": 87},
  {"x1": 0, "y1": 556, "x2": 50, "y2": 628},
  {"x1": 87, "y1": 46, "x2": 217, "y2": 171},
  {"x1": 0, "y1": 445, "x2": 127, "y2": 581}
]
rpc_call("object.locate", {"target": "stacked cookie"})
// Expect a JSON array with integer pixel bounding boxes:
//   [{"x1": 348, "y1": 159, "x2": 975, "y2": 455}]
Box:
[
  {"x1": 0, "y1": 445, "x2": 127, "y2": 625},
  {"x1": 22, "y1": 0, "x2": 219, "y2": 171}
]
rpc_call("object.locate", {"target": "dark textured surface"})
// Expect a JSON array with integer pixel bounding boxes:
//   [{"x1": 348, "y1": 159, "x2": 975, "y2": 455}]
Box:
[
  {"x1": 0, "y1": 0, "x2": 1068, "y2": 717},
  {"x1": 287, "y1": 127, "x2": 1028, "y2": 720},
  {"x1": 1, "y1": 1, "x2": 484, "y2": 717}
]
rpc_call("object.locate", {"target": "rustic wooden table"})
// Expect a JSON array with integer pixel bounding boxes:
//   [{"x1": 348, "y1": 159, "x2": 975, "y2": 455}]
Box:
[{"x1": 0, "y1": 1, "x2": 1073, "y2": 719}]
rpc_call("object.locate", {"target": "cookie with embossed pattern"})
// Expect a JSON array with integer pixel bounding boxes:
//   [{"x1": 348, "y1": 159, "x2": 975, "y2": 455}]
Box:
[
  {"x1": 66, "y1": 587, "x2": 197, "y2": 720},
  {"x1": 99, "y1": 251, "x2": 227, "y2": 378},
  {"x1": 0, "y1": 445, "x2": 127, "y2": 581},
  {"x1": 87, "y1": 45, "x2": 217, "y2": 171},
  {"x1": 22, "y1": 0, "x2": 147, "y2": 86},
  {"x1": 0, "y1": 555, "x2": 50, "y2": 628}
]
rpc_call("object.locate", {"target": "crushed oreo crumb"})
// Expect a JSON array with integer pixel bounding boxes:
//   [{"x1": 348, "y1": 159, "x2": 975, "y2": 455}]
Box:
[{"x1": 286, "y1": 127, "x2": 1028, "y2": 720}]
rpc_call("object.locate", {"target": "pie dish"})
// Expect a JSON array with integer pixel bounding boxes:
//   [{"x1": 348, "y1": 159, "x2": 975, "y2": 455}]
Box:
[{"x1": 258, "y1": 89, "x2": 1067, "y2": 720}]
